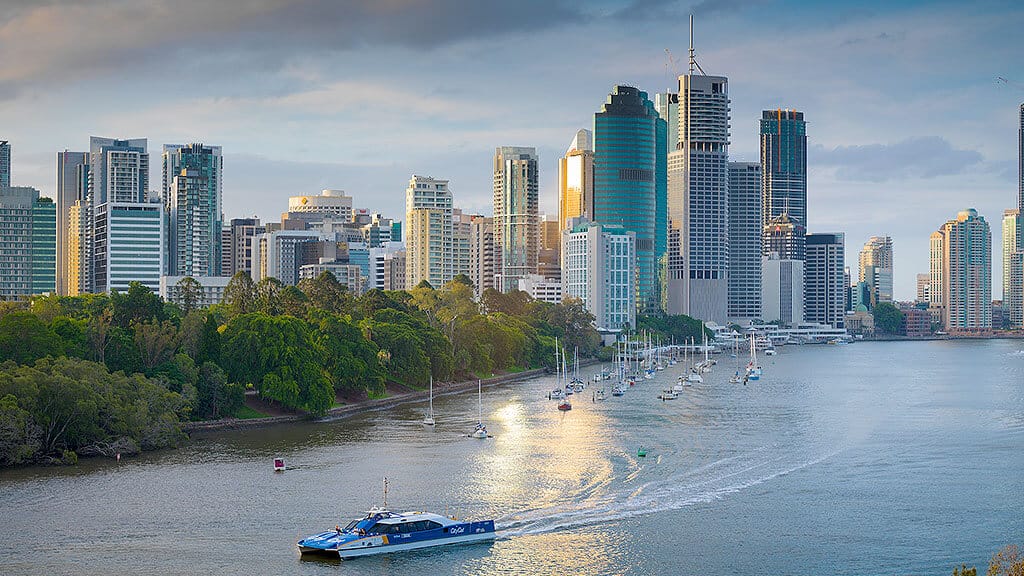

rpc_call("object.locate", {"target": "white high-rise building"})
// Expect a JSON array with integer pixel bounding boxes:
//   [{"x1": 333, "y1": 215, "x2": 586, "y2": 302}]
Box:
[
  {"x1": 405, "y1": 175, "x2": 454, "y2": 289},
  {"x1": 668, "y1": 74, "x2": 730, "y2": 323},
  {"x1": 92, "y1": 202, "x2": 164, "y2": 293},
  {"x1": 493, "y1": 147, "x2": 539, "y2": 292},
  {"x1": 562, "y1": 218, "x2": 636, "y2": 333},
  {"x1": 859, "y1": 236, "x2": 894, "y2": 307},
  {"x1": 931, "y1": 209, "x2": 992, "y2": 332},
  {"x1": 728, "y1": 162, "x2": 762, "y2": 324},
  {"x1": 762, "y1": 253, "x2": 803, "y2": 327},
  {"x1": 470, "y1": 215, "x2": 495, "y2": 297}
]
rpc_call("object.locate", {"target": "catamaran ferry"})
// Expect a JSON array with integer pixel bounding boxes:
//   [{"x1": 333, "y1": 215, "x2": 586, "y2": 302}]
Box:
[{"x1": 298, "y1": 506, "x2": 496, "y2": 559}]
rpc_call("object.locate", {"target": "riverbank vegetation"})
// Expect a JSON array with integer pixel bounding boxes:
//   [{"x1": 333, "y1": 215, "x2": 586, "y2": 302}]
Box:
[{"x1": 0, "y1": 273, "x2": 600, "y2": 465}]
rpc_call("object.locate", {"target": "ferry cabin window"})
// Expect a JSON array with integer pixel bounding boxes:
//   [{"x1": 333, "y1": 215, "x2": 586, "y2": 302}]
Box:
[{"x1": 343, "y1": 521, "x2": 359, "y2": 531}]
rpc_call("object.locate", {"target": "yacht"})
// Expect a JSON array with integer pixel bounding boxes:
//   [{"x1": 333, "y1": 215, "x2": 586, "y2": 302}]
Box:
[
  {"x1": 470, "y1": 380, "x2": 488, "y2": 438},
  {"x1": 658, "y1": 389, "x2": 678, "y2": 400},
  {"x1": 298, "y1": 507, "x2": 495, "y2": 559},
  {"x1": 611, "y1": 384, "x2": 626, "y2": 397}
]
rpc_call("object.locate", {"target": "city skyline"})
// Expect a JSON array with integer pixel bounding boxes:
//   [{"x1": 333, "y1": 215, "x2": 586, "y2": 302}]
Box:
[{"x1": 1, "y1": 1, "x2": 1022, "y2": 300}]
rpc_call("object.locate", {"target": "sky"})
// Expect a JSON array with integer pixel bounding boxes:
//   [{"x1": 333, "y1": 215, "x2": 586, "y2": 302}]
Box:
[{"x1": 1, "y1": 0, "x2": 1022, "y2": 300}]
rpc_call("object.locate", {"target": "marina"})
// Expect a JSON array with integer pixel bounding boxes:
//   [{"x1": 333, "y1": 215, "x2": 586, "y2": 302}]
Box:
[{"x1": 1, "y1": 340, "x2": 1022, "y2": 575}]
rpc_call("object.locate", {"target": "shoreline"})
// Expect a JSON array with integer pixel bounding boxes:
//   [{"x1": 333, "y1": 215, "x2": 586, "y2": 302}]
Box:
[{"x1": 184, "y1": 359, "x2": 601, "y2": 435}]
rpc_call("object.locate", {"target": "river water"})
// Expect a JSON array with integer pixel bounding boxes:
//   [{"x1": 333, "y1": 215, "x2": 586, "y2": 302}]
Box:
[{"x1": 2, "y1": 340, "x2": 1023, "y2": 575}]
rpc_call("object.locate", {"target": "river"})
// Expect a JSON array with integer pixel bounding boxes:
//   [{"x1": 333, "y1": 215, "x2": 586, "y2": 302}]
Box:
[{"x1": 1, "y1": 339, "x2": 1023, "y2": 575}]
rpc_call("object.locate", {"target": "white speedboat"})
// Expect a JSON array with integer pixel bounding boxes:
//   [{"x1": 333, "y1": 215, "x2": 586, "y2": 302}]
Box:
[
  {"x1": 611, "y1": 384, "x2": 626, "y2": 396},
  {"x1": 686, "y1": 371, "x2": 703, "y2": 384},
  {"x1": 658, "y1": 389, "x2": 678, "y2": 400}
]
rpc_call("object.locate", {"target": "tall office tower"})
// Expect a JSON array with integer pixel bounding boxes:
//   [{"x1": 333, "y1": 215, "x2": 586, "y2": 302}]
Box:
[
  {"x1": 0, "y1": 140, "x2": 10, "y2": 188},
  {"x1": 728, "y1": 162, "x2": 762, "y2": 324},
  {"x1": 452, "y1": 208, "x2": 472, "y2": 282},
  {"x1": 0, "y1": 187, "x2": 56, "y2": 299},
  {"x1": 932, "y1": 209, "x2": 992, "y2": 332},
  {"x1": 91, "y1": 202, "x2": 164, "y2": 293},
  {"x1": 858, "y1": 236, "x2": 894, "y2": 307},
  {"x1": 223, "y1": 217, "x2": 264, "y2": 277},
  {"x1": 804, "y1": 233, "x2": 845, "y2": 328},
  {"x1": 162, "y1": 144, "x2": 223, "y2": 276},
  {"x1": 1003, "y1": 210, "x2": 1020, "y2": 299},
  {"x1": 670, "y1": 74, "x2": 729, "y2": 322},
  {"x1": 251, "y1": 229, "x2": 323, "y2": 285},
  {"x1": 470, "y1": 215, "x2": 495, "y2": 297},
  {"x1": 493, "y1": 146, "x2": 539, "y2": 292},
  {"x1": 1019, "y1": 103, "x2": 1024, "y2": 219},
  {"x1": 761, "y1": 214, "x2": 803, "y2": 326},
  {"x1": 1005, "y1": 209, "x2": 1023, "y2": 327},
  {"x1": 283, "y1": 190, "x2": 353, "y2": 225},
  {"x1": 654, "y1": 92, "x2": 679, "y2": 154},
  {"x1": 928, "y1": 230, "x2": 945, "y2": 324},
  {"x1": 56, "y1": 150, "x2": 90, "y2": 295},
  {"x1": 760, "y1": 110, "x2": 807, "y2": 259},
  {"x1": 845, "y1": 267, "x2": 852, "y2": 311},
  {"x1": 86, "y1": 137, "x2": 154, "y2": 294},
  {"x1": 405, "y1": 175, "x2": 454, "y2": 289},
  {"x1": 593, "y1": 85, "x2": 667, "y2": 314},
  {"x1": 916, "y1": 273, "x2": 931, "y2": 304},
  {"x1": 558, "y1": 130, "x2": 594, "y2": 231},
  {"x1": 562, "y1": 218, "x2": 637, "y2": 332}
]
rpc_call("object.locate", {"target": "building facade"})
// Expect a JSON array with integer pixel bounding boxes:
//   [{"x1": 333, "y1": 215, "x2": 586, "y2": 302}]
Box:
[
  {"x1": 0, "y1": 187, "x2": 56, "y2": 299},
  {"x1": 517, "y1": 274, "x2": 563, "y2": 304},
  {"x1": 668, "y1": 75, "x2": 729, "y2": 322},
  {"x1": 804, "y1": 233, "x2": 845, "y2": 328},
  {"x1": 761, "y1": 110, "x2": 807, "y2": 259},
  {"x1": 159, "y1": 275, "x2": 231, "y2": 308},
  {"x1": 162, "y1": 144, "x2": 223, "y2": 277},
  {"x1": 91, "y1": 202, "x2": 164, "y2": 294},
  {"x1": 405, "y1": 175, "x2": 454, "y2": 289},
  {"x1": 558, "y1": 130, "x2": 594, "y2": 230},
  {"x1": 916, "y1": 273, "x2": 930, "y2": 304},
  {"x1": 0, "y1": 140, "x2": 9, "y2": 188},
  {"x1": 858, "y1": 236, "x2": 894, "y2": 307},
  {"x1": 469, "y1": 215, "x2": 495, "y2": 297},
  {"x1": 593, "y1": 85, "x2": 667, "y2": 314},
  {"x1": 932, "y1": 209, "x2": 992, "y2": 332},
  {"x1": 56, "y1": 150, "x2": 90, "y2": 295},
  {"x1": 252, "y1": 229, "x2": 322, "y2": 285},
  {"x1": 562, "y1": 218, "x2": 636, "y2": 332},
  {"x1": 728, "y1": 162, "x2": 762, "y2": 324},
  {"x1": 493, "y1": 146, "x2": 539, "y2": 292},
  {"x1": 762, "y1": 254, "x2": 803, "y2": 327}
]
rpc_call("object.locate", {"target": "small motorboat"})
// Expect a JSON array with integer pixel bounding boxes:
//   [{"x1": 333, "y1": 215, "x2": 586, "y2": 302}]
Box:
[
  {"x1": 557, "y1": 398, "x2": 572, "y2": 411},
  {"x1": 658, "y1": 389, "x2": 678, "y2": 400},
  {"x1": 595, "y1": 389, "x2": 606, "y2": 401},
  {"x1": 764, "y1": 348, "x2": 777, "y2": 356},
  {"x1": 637, "y1": 446, "x2": 648, "y2": 458},
  {"x1": 686, "y1": 372, "x2": 703, "y2": 384},
  {"x1": 470, "y1": 423, "x2": 489, "y2": 439},
  {"x1": 549, "y1": 388, "x2": 565, "y2": 400},
  {"x1": 274, "y1": 458, "x2": 285, "y2": 472},
  {"x1": 611, "y1": 385, "x2": 626, "y2": 397},
  {"x1": 298, "y1": 508, "x2": 495, "y2": 559}
]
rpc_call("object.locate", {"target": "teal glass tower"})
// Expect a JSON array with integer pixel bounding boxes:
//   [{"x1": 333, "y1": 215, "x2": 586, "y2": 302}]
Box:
[{"x1": 593, "y1": 85, "x2": 667, "y2": 313}]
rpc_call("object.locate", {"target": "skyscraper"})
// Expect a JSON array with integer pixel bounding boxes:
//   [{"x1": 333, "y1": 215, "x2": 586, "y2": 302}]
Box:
[
  {"x1": 761, "y1": 110, "x2": 807, "y2": 259},
  {"x1": 562, "y1": 218, "x2": 636, "y2": 332},
  {"x1": 932, "y1": 208, "x2": 992, "y2": 332},
  {"x1": 0, "y1": 140, "x2": 10, "y2": 188},
  {"x1": 859, "y1": 236, "x2": 894, "y2": 307},
  {"x1": 1019, "y1": 103, "x2": 1023, "y2": 220},
  {"x1": 558, "y1": 130, "x2": 593, "y2": 231},
  {"x1": 470, "y1": 215, "x2": 495, "y2": 297},
  {"x1": 593, "y1": 85, "x2": 667, "y2": 314},
  {"x1": 1003, "y1": 210, "x2": 1020, "y2": 299},
  {"x1": 405, "y1": 175, "x2": 454, "y2": 289},
  {"x1": 163, "y1": 144, "x2": 223, "y2": 277},
  {"x1": 762, "y1": 214, "x2": 803, "y2": 327},
  {"x1": 805, "y1": 233, "x2": 845, "y2": 328},
  {"x1": 0, "y1": 187, "x2": 55, "y2": 299},
  {"x1": 669, "y1": 74, "x2": 730, "y2": 322},
  {"x1": 916, "y1": 273, "x2": 930, "y2": 304},
  {"x1": 56, "y1": 150, "x2": 90, "y2": 295},
  {"x1": 1004, "y1": 209, "x2": 1023, "y2": 328},
  {"x1": 224, "y1": 217, "x2": 265, "y2": 277},
  {"x1": 493, "y1": 147, "x2": 539, "y2": 292},
  {"x1": 89, "y1": 137, "x2": 149, "y2": 205},
  {"x1": 728, "y1": 162, "x2": 762, "y2": 324}
]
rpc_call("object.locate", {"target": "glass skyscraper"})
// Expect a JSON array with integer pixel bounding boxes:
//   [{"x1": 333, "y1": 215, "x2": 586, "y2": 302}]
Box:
[
  {"x1": 163, "y1": 143, "x2": 223, "y2": 277},
  {"x1": 728, "y1": 162, "x2": 762, "y2": 324},
  {"x1": 0, "y1": 140, "x2": 9, "y2": 188},
  {"x1": 761, "y1": 110, "x2": 807, "y2": 259},
  {"x1": 493, "y1": 146, "x2": 539, "y2": 292},
  {"x1": 0, "y1": 187, "x2": 56, "y2": 299},
  {"x1": 593, "y1": 85, "x2": 667, "y2": 314}
]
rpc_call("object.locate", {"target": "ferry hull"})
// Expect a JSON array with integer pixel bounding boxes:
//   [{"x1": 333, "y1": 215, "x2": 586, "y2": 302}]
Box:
[{"x1": 336, "y1": 529, "x2": 495, "y2": 559}]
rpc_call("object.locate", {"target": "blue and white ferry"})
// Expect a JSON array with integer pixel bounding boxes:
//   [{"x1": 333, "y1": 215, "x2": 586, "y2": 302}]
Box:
[{"x1": 298, "y1": 506, "x2": 496, "y2": 559}]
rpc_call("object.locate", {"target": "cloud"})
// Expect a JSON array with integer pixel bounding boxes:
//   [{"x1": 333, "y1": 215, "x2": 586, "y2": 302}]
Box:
[
  {"x1": 611, "y1": 0, "x2": 759, "y2": 20},
  {"x1": 0, "y1": 0, "x2": 586, "y2": 92},
  {"x1": 810, "y1": 137, "x2": 984, "y2": 182}
]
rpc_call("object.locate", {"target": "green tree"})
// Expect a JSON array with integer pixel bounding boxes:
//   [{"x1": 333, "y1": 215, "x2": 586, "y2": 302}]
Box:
[
  {"x1": 134, "y1": 320, "x2": 178, "y2": 372},
  {"x1": 110, "y1": 281, "x2": 165, "y2": 328},
  {"x1": 175, "y1": 276, "x2": 203, "y2": 314},
  {"x1": 223, "y1": 272, "x2": 256, "y2": 317},
  {"x1": 0, "y1": 312, "x2": 61, "y2": 364},
  {"x1": 254, "y1": 277, "x2": 283, "y2": 316},
  {"x1": 196, "y1": 313, "x2": 221, "y2": 366},
  {"x1": 873, "y1": 302, "x2": 904, "y2": 335},
  {"x1": 220, "y1": 313, "x2": 333, "y2": 415},
  {"x1": 278, "y1": 285, "x2": 309, "y2": 317},
  {"x1": 313, "y1": 313, "x2": 385, "y2": 396},
  {"x1": 50, "y1": 316, "x2": 88, "y2": 359},
  {"x1": 194, "y1": 362, "x2": 242, "y2": 419},
  {"x1": 298, "y1": 270, "x2": 352, "y2": 314}
]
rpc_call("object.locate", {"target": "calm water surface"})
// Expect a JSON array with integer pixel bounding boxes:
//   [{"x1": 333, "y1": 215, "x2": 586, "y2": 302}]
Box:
[{"x1": 2, "y1": 340, "x2": 1023, "y2": 575}]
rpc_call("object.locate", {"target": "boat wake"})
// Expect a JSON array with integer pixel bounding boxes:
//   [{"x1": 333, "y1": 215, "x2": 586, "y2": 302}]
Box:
[{"x1": 495, "y1": 448, "x2": 838, "y2": 539}]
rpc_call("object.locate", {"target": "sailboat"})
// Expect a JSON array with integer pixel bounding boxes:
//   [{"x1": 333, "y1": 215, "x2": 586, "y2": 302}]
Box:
[
  {"x1": 470, "y1": 380, "x2": 488, "y2": 438},
  {"x1": 746, "y1": 333, "x2": 762, "y2": 381},
  {"x1": 687, "y1": 337, "x2": 703, "y2": 383},
  {"x1": 570, "y1": 347, "x2": 584, "y2": 388},
  {"x1": 423, "y1": 376, "x2": 436, "y2": 426},
  {"x1": 729, "y1": 336, "x2": 742, "y2": 383},
  {"x1": 557, "y1": 349, "x2": 572, "y2": 411}
]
